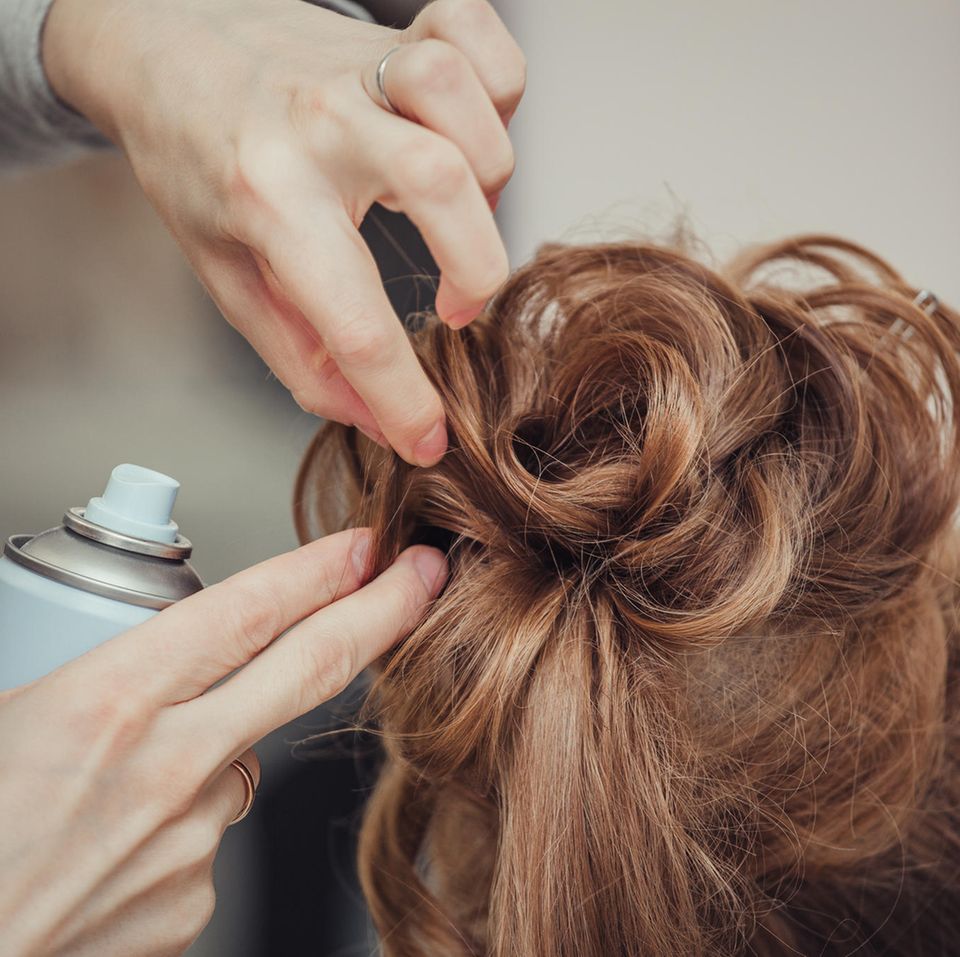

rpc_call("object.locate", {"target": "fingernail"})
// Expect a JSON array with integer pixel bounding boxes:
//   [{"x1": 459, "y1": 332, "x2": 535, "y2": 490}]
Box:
[
  {"x1": 351, "y1": 530, "x2": 372, "y2": 580},
  {"x1": 409, "y1": 546, "x2": 449, "y2": 597},
  {"x1": 412, "y1": 420, "x2": 447, "y2": 466},
  {"x1": 444, "y1": 306, "x2": 481, "y2": 330}
]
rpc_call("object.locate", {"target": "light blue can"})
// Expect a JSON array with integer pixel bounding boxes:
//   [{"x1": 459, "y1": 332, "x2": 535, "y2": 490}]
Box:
[{"x1": 0, "y1": 464, "x2": 203, "y2": 691}]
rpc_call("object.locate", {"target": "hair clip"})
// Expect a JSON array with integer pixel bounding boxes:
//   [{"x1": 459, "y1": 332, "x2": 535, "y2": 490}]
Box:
[
  {"x1": 913, "y1": 289, "x2": 940, "y2": 316},
  {"x1": 890, "y1": 289, "x2": 940, "y2": 343}
]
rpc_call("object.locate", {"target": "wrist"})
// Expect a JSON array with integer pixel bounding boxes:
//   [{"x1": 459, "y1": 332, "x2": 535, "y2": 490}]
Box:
[{"x1": 41, "y1": 0, "x2": 131, "y2": 142}]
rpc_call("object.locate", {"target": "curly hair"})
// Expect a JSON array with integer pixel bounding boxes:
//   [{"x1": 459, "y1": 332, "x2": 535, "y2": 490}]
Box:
[{"x1": 294, "y1": 235, "x2": 960, "y2": 956}]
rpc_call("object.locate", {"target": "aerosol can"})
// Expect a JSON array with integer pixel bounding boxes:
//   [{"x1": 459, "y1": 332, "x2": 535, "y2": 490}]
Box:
[{"x1": 0, "y1": 464, "x2": 203, "y2": 691}]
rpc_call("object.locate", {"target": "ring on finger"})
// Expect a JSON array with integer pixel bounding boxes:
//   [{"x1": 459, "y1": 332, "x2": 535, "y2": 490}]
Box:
[
  {"x1": 227, "y1": 757, "x2": 258, "y2": 826},
  {"x1": 375, "y1": 45, "x2": 404, "y2": 114}
]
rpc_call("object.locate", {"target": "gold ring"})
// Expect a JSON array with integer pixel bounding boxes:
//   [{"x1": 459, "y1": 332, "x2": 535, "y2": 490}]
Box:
[{"x1": 227, "y1": 757, "x2": 257, "y2": 826}]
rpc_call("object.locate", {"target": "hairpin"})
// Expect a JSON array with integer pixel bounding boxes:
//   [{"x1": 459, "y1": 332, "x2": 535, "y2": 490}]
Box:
[{"x1": 913, "y1": 289, "x2": 940, "y2": 316}]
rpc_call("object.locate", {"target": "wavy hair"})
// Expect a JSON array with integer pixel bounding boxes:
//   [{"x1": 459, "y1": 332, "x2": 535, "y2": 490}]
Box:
[{"x1": 294, "y1": 236, "x2": 960, "y2": 956}]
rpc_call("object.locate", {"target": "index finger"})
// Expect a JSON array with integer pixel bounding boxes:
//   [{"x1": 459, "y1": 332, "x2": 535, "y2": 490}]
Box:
[
  {"x1": 90, "y1": 528, "x2": 373, "y2": 705},
  {"x1": 186, "y1": 544, "x2": 448, "y2": 758},
  {"x1": 265, "y1": 213, "x2": 448, "y2": 466}
]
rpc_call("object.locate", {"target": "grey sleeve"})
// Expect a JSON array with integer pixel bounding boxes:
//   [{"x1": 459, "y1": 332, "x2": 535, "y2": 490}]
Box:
[
  {"x1": 0, "y1": 0, "x2": 375, "y2": 171},
  {"x1": 0, "y1": 0, "x2": 110, "y2": 169}
]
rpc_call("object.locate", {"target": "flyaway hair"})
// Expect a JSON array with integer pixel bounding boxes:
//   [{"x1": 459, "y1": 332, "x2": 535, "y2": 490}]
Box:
[{"x1": 295, "y1": 236, "x2": 960, "y2": 956}]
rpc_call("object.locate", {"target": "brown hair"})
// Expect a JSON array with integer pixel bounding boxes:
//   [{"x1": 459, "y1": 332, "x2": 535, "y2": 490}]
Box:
[{"x1": 294, "y1": 236, "x2": 960, "y2": 956}]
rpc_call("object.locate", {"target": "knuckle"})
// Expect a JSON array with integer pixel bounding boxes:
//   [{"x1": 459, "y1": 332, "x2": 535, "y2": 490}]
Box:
[
  {"x1": 224, "y1": 577, "x2": 287, "y2": 652},
  {"x1": 484, "y1": 142, "x2": 515, "y2": 192},
  {"x1": 291, "y1": 83, "x2": 334, "y2": 121},
  {"x1": 292, "y1": 75, "x2": 356, "y2": 126},
  {"x1": 300, "y1": 631, "x2": 357, "y2": 707},
  {"x1": 391, "y1": 400, "x2": 444, "y2": 443},
  {"x1": 407, "y1": 39, "x2": 467, "y2": 95},
  {"x1": 491, "y1": 51, "x2": 527, "y2": 109},
  {"x1": 420, "y1": 0, "x2": 525, "y2": 110},
  {"x1": 395, "y1": 139, "x2": 470, "y2": 204},
  {"x1": 229, "y1": 134, "x2": 294, "y2": 207},
  {"x1": 288, "y1": 79, "x2": 353, "y2": 150},
  {"x1": 176, "y1": 814, "x2": 222, "y2": 869},
  {"x1": 514, "y1": 51, "x2": 528, "y2": 93},
  {"x1": 325, "y1": 314, "x2": 393, "y2": 369},
  {"x1": 287, "y1": 77, "x2": 361, "y2": 169},
  {"x1": 70, "y1": 684, "x2": 150, "y2": 754},
  {"x1": 430, "y1": 0, "x2": 490, "y2": 31},
  {"x1": 184, "y1": 879, "x2": 217, "y2": 941},
  {"x1": 143, "y1": 747, "x2": 211, "y2": 823}
]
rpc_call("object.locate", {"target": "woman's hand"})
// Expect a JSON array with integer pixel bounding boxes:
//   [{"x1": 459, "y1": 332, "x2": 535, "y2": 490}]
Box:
[
  {"x1": 0, "y1": 530, "x2": 447, "y2": 957},
  {"x1": 42, "y1": 0, "x2": 525, "y2": 466}
]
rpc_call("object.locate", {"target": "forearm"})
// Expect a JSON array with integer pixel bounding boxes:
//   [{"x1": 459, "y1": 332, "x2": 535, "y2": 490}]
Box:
[{"x1": 0, "y1": 0, "x2": 109, "y2": 168}]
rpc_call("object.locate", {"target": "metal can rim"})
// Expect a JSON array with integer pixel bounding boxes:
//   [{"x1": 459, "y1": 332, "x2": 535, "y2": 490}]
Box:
[{"x1": 4, "y1": 535, "x2": 175, "y2": 611}]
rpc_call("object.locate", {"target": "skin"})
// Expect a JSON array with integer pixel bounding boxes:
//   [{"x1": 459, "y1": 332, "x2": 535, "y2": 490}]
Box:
[
  {"x1": 42, "y1": 0, "x2": 526, "y2": 466},
  {"x1": 0, "y1": 530, "x2": 448, "y2": 956}
]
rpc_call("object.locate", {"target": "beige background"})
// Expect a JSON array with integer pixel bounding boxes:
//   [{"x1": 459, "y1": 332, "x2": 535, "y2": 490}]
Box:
[
  {"x1": 502, "y1": 0, "x2": 960, "y2": 303},
  {"x1": 1, "y1": 1, "x2": 957, "y2": 953}
]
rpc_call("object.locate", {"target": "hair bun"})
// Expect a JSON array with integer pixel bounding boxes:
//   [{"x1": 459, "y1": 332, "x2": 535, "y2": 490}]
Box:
[
  {"x1": 295, "y1": 235, "x2": 960, "y2": 957},
  {"x1": 356, "y1": 238, "x2": 953, "y2": 650}
]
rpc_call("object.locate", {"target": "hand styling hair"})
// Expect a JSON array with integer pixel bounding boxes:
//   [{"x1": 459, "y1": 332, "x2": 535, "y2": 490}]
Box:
[{"x1": 294, "y1": 236, "x2": 960, "y2": 956}]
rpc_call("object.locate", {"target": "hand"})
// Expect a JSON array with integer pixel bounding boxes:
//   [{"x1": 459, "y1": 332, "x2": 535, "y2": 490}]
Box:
[
  {"x1": 42, "y1": 0, "x2": 525, "y2": 466},
  {"x1": 0, "y1": 530, "x2": 447, "y2": 956}
]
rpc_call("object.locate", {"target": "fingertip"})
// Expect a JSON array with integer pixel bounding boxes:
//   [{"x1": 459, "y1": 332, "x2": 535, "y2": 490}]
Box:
[
  {"x1": 435, "y1": 280, "x2": 485, "y2": 329},
  {"x1": 403, "y1": 545, "x2": 449, "y2": 597},
  {"x1": 412, "y1": 419, "x2": 448, "y2": 466},
  {"x1": 435, "y1": 267, "x2": 503, "y2": 330},
  {"x1": 443, "y1": 305, "x2": 483, "y2": 329}
]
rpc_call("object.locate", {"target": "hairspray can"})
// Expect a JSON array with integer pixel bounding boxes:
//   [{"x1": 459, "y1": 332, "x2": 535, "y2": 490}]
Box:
[{"x1": 0, "y1": 463, "x2": 203, "y2": 690}]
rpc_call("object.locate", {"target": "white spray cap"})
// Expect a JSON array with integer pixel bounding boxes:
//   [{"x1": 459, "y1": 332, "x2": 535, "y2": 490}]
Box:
[{"x1": 83, "y1": 464, "x2": 181, "y2": 544}]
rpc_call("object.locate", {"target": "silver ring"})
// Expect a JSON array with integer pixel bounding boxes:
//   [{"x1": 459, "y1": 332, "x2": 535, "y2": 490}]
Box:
[
  {"x1": 227, "y1": 757, "x2": 258, "y2": 826},
  {"x1": 375, "y1": 45, "x2": 403, "y2": 114}
]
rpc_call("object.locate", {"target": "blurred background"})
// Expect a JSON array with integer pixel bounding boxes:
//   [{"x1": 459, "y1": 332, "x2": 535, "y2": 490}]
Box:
[{"x1": 1, "y1": 1, "x2": 957, "y2": 954}]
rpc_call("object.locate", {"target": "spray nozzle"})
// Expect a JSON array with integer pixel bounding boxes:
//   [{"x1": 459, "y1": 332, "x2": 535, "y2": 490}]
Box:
[{"x1": 83, "y1": 464, "x2": 181, "y2": 544}]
